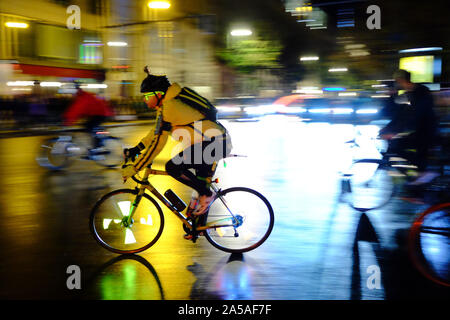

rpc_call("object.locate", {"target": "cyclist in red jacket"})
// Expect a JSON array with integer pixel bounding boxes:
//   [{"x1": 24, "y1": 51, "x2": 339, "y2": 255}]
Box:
[{"x1": 63, "y1": 85, "x2": 114, "y2": 151}]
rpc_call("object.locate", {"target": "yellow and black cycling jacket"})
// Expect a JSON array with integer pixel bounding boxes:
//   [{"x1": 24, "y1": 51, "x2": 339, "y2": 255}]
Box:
[{"x1": 133, "y1": 83, "x2": 231, "y2": 171}]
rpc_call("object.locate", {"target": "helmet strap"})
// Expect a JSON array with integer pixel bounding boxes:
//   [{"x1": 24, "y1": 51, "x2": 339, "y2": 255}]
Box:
[{"x1": 154, "y1": 91, "x2": 164, "y2": 107}]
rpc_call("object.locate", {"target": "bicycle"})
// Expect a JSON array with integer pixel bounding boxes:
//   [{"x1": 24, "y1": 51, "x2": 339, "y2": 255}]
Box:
[
  {"x1": 89, "y1": 158, "x2": 275, "y2": 254},
  {"x1": 341, "y1": 134, "x2": 450, "y2": 286},
  {"x1": 36, "y1": 127, "x2": 124, "y2": 170},
  {"x1": 341, "y1": 133, "x2": 445, "y2": 212}
]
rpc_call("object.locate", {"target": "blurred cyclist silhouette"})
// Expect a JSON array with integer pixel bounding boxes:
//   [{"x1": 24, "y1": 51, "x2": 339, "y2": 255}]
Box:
[
  {"x1": 379, "y1": 69, "x2": 440, "y2": 186},
  {"x1": 63, "y1": 82, "x2": 114, "y2": 151}
]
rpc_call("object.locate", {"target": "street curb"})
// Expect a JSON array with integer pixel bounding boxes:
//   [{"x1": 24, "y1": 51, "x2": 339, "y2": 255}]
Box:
[{"x1": 0, "y1": 120, "x2": 155, "y2": 139}]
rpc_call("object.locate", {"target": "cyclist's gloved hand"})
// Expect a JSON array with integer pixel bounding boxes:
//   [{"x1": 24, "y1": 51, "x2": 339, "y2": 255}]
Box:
[
  {"x1": 121, "y1": 165, "x2": 137, "y2": 183},
  {"x1": 124, "y1": 142, "x2": 145, "y2": 161}
]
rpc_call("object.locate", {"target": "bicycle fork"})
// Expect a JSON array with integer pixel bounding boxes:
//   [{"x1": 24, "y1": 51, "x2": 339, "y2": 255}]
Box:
[{"x1": 123, "y1": 189, "x2": 146, "y2": 227}]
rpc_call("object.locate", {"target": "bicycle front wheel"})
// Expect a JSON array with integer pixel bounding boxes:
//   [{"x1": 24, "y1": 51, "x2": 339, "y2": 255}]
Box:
[
  {"x1": 94, "y1": 136, "x2": 124, "y2": 168},
  {"x1": 204, "y1": 187, "x2": 274, "y2": 253},
  {"x1": 90, "y1": 189, "x2": 165, "y2": 254},
  {"x1": 346, "y1": 159, "x2": 398, "y2": 211},
  {"x1": 409, "y1": 203, "x2": 450, "y2": 287}
]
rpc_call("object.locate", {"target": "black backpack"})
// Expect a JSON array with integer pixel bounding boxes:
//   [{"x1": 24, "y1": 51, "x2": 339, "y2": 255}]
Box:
[{"x1": 177, "y1": 87, "x2": 218, "y2": 121}]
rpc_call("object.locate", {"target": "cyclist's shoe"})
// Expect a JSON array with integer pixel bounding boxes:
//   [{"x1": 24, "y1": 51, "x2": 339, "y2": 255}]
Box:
[
  {"x1": 184, "y1": 213, "x2": 207, "y2": 240},
  {"x1": 193, "y1": 191, "x2": 216, "y2": 216},
  {"x1": 183, "y1": 231, "x2": 204, "y2": 240}
]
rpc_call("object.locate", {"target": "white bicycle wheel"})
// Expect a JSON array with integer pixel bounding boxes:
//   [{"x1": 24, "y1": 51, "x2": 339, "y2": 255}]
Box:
[{"x1": 204, "y1": 187, "x2": 274, "y2": 253}]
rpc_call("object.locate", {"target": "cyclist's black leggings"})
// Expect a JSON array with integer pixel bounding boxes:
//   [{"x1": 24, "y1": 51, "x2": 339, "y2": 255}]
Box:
[
  {"x1": 165, "y1": 136, "x2": 231, "y2": 196},
  {"x1": 84, "y1": 116, "x2": 106, "y2": 148},
  {"x1": 388, "y1": 132, "x2": 433, "y2": 172}
]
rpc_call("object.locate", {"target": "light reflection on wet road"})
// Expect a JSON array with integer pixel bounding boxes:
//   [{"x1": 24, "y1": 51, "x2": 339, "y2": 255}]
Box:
[{"x1": 0, "y1": 115, "x2": 448, "y2": 299}]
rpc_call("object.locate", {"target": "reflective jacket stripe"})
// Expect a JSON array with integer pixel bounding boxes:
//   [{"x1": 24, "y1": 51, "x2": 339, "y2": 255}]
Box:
[
  {"x1": 183, "y1": 87, "x2": 211, "y2": 106},
  {"x1": 178, "y1": 94, "x2": 212, "y2": 111},
  {"x1": 135, "y1": 133, "x2": 161, "y2": 170}
]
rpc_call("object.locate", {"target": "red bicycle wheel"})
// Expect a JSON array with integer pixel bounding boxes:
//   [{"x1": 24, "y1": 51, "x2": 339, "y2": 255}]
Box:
[{"x1": 408, "y1": 203, "x2": 450, "y2": 287}]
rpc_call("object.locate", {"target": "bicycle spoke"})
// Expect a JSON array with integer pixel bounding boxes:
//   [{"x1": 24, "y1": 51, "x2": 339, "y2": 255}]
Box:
[{"x1": 216, "y1": 194, "x2": 237, "y2": 219}]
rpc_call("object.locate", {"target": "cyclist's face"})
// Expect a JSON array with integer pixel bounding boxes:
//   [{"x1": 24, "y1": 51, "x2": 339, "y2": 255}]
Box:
[
  {"x1": 143, "y1": 92, "x2": 164, "y2": 109},
  {"x1": 395, "y1": 78, "x2": 408, "y2": 90}
]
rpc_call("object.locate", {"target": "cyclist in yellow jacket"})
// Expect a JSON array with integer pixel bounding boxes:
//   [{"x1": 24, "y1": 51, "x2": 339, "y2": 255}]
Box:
[{"x1": 122, "y1": 67, "x2": 232, "y2": 216}]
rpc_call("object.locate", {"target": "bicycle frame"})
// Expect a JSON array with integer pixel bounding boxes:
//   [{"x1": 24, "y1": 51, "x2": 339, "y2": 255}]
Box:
[
  {"x1": 50, "y1": 131, "x2": 112, "y2": 158},
  {"x1": 125, "y1": 166, "x2": 240, "y2": 233}
]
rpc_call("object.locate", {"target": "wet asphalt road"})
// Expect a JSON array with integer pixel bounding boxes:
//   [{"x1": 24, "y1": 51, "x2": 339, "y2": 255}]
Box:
[{"x1": 0, "y1": 115, "x2": 448, "y2": 300}]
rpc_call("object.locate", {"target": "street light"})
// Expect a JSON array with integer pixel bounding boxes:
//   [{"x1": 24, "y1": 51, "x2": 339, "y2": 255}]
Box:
[
  {"x1": 40, "y1": 82, "x2": 62, "y2": 87},
  {"x1": 328, "y1": 68, "x2": 348, "y2": 72},
  {"x1": 6, "y1": 81, "x2": 34, "y2": 86},
  {"x1": 81, "y1": 84, "x2": 108, "y2": 89},
  {"x1": 107, "y1": 41, "x2": 128, "y2": 47},
  {"x1": 398, "y1": 47, "x2": 442, "y2": 54},
  {"x1": 339, "y1": 92, "x2": 358, "y2": 97},
  {"x1": 148, "y1": 1, "x2": 171, "y2": 9},
  {"x1": 5, "y1": 22, "x2": 29, "y2": 28},
  {"x1": 230, "y1": 29, "x2": 252, "y2": 36},
  {"x1": 300, "y1": 56, "x2": 319, "y2": 61}
]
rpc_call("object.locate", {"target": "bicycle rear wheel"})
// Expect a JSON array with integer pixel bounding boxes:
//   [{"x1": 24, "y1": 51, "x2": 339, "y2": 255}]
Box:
[
  {"x1": 345, "y1": 159, "x2": 398, "y2": 211},
  {"x1": 93, "y1": 136, "x2": 124, "y2": 168},
  {"x1": 203, "y1": 187, "x2": 274, "y2": 253},
  {"x1": 409, "y1": 203, "x2": 450, "y2": 287},
  {"x1": 90, "y1": 189, "x2": 164, "y2": 254}
]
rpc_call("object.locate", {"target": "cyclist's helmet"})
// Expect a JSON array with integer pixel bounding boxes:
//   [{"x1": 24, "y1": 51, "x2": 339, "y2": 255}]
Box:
[{"x1": 140, "y1": 66, "x2": 171, "y2": 93}]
